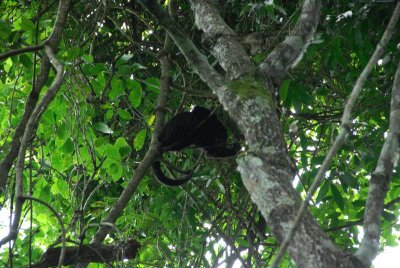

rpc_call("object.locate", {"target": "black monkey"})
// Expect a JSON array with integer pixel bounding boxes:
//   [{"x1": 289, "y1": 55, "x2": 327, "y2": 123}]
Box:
[{"x1": 152, "y1": 106, "x2": 240, "y2": 186}]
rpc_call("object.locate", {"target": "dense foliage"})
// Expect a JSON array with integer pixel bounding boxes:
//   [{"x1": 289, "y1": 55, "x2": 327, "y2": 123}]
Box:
[{"x1": 0, "y1": 0, "x2": 399, "y2": 267}]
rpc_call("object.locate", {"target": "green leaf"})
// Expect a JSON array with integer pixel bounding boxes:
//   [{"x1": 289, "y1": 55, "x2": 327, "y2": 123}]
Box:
[
  {"x1": 104, "y1": 143, "x2": 121, "y2": 160},
  {"x1": 105, "y1": 109, "x2": 114, "y2": 120},
  {"x1": 341, "y1": 173, "x2": 359, "y2": 190},
  {"x1": 115, "y1": 137, "x2": 131, "y2": 158},
  {"x1": 108, "y1": 162, "x2": 123, "y2": 181},
  {"x1": 316, "y1": 179, "x2": 330, "y2": 203},
  {"x1": 118, "y1": 109, "x2": 132, "y2": 120},
  {"x1": 147, "y1": 114, "x2": 155, "y2": 126},
  {"x1": 109, "y1": 78, "x2": 124, "y2": 100},
  {"x1": 127, "y1": 80, "x2": 142, "y2": 107},
  {"x1": 93, "y1": 72, "x2": 106, "y2": 95},
  {"x1": 67, "y1": 47, "x2": 80, "y2": 60},
  {"x1": 279, "y1": 79, "x2": 290, "y2": 101},
  {"x1": 94, "y1": 137, "x2": 108, "y2": 147},
  {"x1": 93, "y1": 122, "x2": 113, "y2": 134},
  {"x1": 103, "y1": 157, "x2": 123, "y2": 181},
  {"x1": 331, "y1": 184, "x2": 344, "y2": 210},
  {"x1": 56, "y1": 123, "x2": 68, "y2": 139},
  {"x1": 50, "y1": 182, "x2": 59, "y2": 195},
  {"x1": 60, "y1": 138, "x2": 74, "y2": 154},
  {"x1": 134, "y1": 129, "x2": 147, "y2": 151},
  {"x1": 14, "y1": 18, "x2": 35, "y2": 33},
  {"x1": 81, "y1": 54, "x2": 94, "y2": 63},
  {"x1": 20, "y1": 54, "x2": 32, "y2": 69},
  {"x1": 0, "y1": 20, "x2": 11, "y2": 39},
  {"x1": 145, "y1": 77, "x2": 160, "y2": 93},
  {"x1": 56, "y1": 179, "x2": 69, "y2": 199}
]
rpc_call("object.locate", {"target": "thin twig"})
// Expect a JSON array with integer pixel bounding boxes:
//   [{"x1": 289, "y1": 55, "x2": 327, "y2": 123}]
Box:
[
  {"x1": 0, "y1": 44, "x2": 44, "y2": 61},
  {"x1": 21, "y1": 195, "x2": 66, "y2": 268},
  {"x1": 0, "y1": 45, "x2": 65, "y2": 247}
]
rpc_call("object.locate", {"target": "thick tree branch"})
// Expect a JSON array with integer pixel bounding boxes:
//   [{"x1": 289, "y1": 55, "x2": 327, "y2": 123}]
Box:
[
  {"x1": 0, "y1": 0, "x2": 71, "y2": 194},
  {"x1": 138, "y1": 1, "x2": 357, "y2": 267},
  {"x1": 272, "y1": 2, "x2": 400, "y2": 267},
  {"x1": 189, "y1": 0, "x2": 255, "y2": 79},
  {"x1": 0, "y1": 45, "x2": 65, "y2": 247},
  {"x1": 87, "y1": 0, "x2": 176, "y2": 249},
  {"x1": 355, "y1": 57, "x2": 400, "y2": 266},
  {"x1": 260, "y1": 0, "x2": 321, "y2": 87}
]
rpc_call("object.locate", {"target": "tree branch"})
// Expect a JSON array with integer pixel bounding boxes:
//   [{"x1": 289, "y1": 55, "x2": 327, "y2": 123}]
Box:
[
  {"x1": 272, "y1": 2, "x2": 400, "y2": 267},
  {"x1": 0, "y1": 45, "x2": 65, "y2": 247},
  {"x1": 0, "y1": 44, "x2": 44, "y2": 62},
  {"x1": 0, "y1": 0, "x2": 71, "y2": 194},
  {"x1": 138, "y1": 2, "x2": 360, "y2": 268},
  {"x1": 189, "y1": 0, "x2": 255, "y2": 80},
  {"x1": 355, "y1": 51, "x2": 400, "y2": 266},
  {"x1": 21, "y1": 195, "x2": 66, "y2": 268},
  {"x1": 260, "y1": 0, "x2": 322, "y2": 87},
  {"x1": 87, "y1": 0, "x2": 176, "y2": 249}
]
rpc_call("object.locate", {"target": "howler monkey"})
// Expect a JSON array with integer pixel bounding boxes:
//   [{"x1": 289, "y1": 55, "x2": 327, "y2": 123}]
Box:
[{"x1": 152, "y1": 106, "x2": 240, "y2": 186}]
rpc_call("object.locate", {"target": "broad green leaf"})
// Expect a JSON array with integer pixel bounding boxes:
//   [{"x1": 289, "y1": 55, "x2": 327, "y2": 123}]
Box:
[
  {"x1": 0, "y1": 20, "x2": 11, "y2": 39},
  {"x1": 56, "y1": 122, "x2": 68, "y2": 139},
  {"x1": 331, "y1": 184, "x2": 344, "y2": 210},
  {"x1": 105, "y1": 109, "x2": 114, "y2": 120},
  {"x1": 110, "y1": 78, "x2": 124, "y2": 99},
  {"x1": 316, "y1": 179, "x2": 330, "y2": 203},
  {"x1": 81, "y1": 54, "x2": 94, "y2": 63},
  {"x1": 107, "y1": 162, "x2": 123, "y2": 181},
  {"x1": 115, "y1": 137, "x2": 131, "y2": 158},
  {"x1": 279, "y1": 79, "x2": 290, "y2": 102},
  {"x1": 147, "y1": 114, "x2": 155, "y2": 126},
  {"x1": 20, "y1": 54, "x2": 32, "y2": 69},
  {"x1": 104, "y1": 143, "x2": 121, "y2": 160},
  {"x1": 341, "y1": 173, "x2": 359, "y2": 190},
  {"x1": 145, "y1": 77, "x2": 160, "y2": 93},
  {"x1": 14, "y1": 18, "x2": 35, "y2": 32},
  {"x1": 60, "y1": 138, "x2": 74, "y2": 154},
  {"x1": 93, "y1": 72, "x2": 106, "y2": 95},
  {"x1": 67, "y1": 47, "x2": 80, "y2": 59},
  {"x1": 134, "y1": 129, "x2": 147, "y2": 151},
  {"x1": 118, "y1": 108, "x2": 132, "y2": 120},
  {"x1": 127, "y1": 80, "x2": 142, "y2": 107},
  {"x1": 50, "y1": 181, "x2": 59, "y2": 195},
  {"x1": 56, "y1": 179, "x2": 69, "y2": 199},
  {"x1": 95, "y1": 137, "x2": 108, "y2": 147}
]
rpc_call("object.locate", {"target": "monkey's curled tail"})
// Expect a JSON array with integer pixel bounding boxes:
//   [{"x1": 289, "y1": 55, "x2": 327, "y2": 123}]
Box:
[{"x1": 152, "y1": 161, "x2": 193, "y2": 186}]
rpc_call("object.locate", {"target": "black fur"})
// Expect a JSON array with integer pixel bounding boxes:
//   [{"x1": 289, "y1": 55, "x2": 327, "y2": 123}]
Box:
[{"x1": 152, "y1": 106, "x2": 240, "y2": 186}]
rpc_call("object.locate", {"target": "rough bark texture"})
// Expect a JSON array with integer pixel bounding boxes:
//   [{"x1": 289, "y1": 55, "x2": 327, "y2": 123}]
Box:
[
  {"x1": 260, "y1": 0, "x2": 322, "y2": 87},
  {"x1": 190, "y1": 0, "x2": 255, "y2": 80},
  {"x1": 355, "y1": 57, "x2": 400, "y2": 266},
  {"x1": 138, "y1": 0, "x2": 365, "y2": 267},
  {"x1": 190, "y1": 1, "x2": 360, "y2": 267}
]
